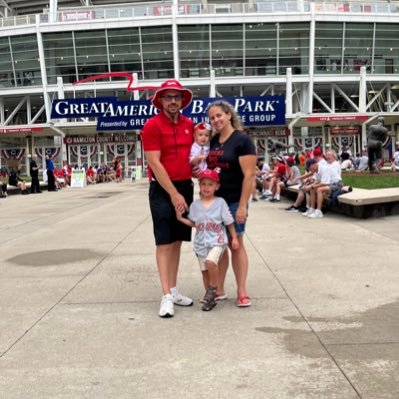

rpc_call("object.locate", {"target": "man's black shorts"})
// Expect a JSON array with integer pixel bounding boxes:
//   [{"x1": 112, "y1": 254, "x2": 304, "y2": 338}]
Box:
[{"x1": 149, "y1": 179, "x2": 193, "y2": 245}]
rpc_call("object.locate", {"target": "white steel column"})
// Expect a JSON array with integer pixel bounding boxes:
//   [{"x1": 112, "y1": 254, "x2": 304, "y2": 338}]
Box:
[
  {"x1": 0, "y1": 97, "x2": 4, "y2": 124},
  {"x1": 307, "y1": 2, "x2": 316, "y2": 114},
  {"x1": 286, "y1": 68, "x2": 292, "y2": 116},
  {"x1": 133, "y1": 73, "x2": 143, "y2": 179},
  {"x1": 49, "y1": 0, "x2": 58, "y2": 23},
  {"x1": 210, "y1": 69, "x2": 216, "y2": 97},
  {"x1": 359, "y1": 66, "x2": 367, "y2": 148},
  {"x1": 172, "y1": 0, "x2": 180, "y2": 80},
  {"x1": 36, "y1": 15, "x2": 51, "y2": 123},
  {"x1": 57, "y1": 77, "x2": 67, "y2": 163}
]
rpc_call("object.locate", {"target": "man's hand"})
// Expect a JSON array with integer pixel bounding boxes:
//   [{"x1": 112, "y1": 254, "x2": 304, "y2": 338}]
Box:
[{"x1": 171, "y1": 192, "x2": 188, "y2": 214}]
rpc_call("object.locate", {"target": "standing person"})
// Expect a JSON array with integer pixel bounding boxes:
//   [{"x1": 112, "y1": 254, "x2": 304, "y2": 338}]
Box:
[
  {"x1": 30, "y1": 155, "x2": 41, "y2": 194},
  {"x1": 176, "y1": 169, "x2": 239, "y2": 311},
  {"x1": 142, "y1": 79, "x2": 195, "y2": 318},
  {"x1": 46, "y1": 154, "x2": 56, "y2": 191},
  {"x1": 206, "y1": 100, "x2": 257, "y2": 308}
]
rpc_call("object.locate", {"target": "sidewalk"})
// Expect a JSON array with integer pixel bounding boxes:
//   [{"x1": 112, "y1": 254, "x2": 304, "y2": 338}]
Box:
[{"x1": 0, "y1": 180, "x2": 398, "y2": 399}]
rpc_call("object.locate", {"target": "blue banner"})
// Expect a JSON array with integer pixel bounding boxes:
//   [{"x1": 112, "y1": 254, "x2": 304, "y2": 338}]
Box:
[{"x1": 51, "y1": 95, "x2": 285, "y2": 130}]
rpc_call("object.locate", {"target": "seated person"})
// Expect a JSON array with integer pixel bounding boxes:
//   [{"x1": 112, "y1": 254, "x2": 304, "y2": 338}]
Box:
[
  {"x1": 55, "y1": 169, "x2": 66, "y2": 188},
  {"x1": 285, "y1": 156, "x2": 301, "y2": 186},
  {"x1": 259, "y1": 158, "x2": 279, "y2": 199},
  {"x1": 267, "y1": 161, "x2": 287, "y2": 203},
  {"x1": 86, "y1": 165, "x2": 97, "y2": 184},
  {"x1": 307, "y1": 150, "x2": 343, "y2": 219},
  {"x1": 8, "y1": 168, "x2": 28, "y2": 194},
  {"x1": 340, "y1": 152, "x2": 354, "y2": 170},
  {"x1": 391, "y1": 146, "x2": 399, "y2": 172},
  {"x1": 285, "y1": 159, "x2": 317, "y2": 213}
]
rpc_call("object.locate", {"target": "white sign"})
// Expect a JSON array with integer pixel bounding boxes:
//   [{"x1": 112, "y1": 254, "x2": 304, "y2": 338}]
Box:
[{"x1": 70, "y1": 171, "x2": 86, "y2": 188}]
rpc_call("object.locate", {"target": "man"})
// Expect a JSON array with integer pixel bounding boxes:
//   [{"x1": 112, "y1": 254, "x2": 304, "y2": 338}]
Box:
[
  {"x1": 30, "y1": 155, "x2": 42, "y2": 193},
  {"x1": 46, "y1": 154, "x2": 56, "y2": 191},
  {"x1": 307, "y1": 150, "x2": 343, "y2": 219},
  {"x1": 367, "y1": 117, "x2": 388, "y2": 173},
  {"x1": 285, "y1": 147, "x2": 326, "y2": 213},
  {"x1": 142, "y1": 79, "x2": 194, "y2": 318}
]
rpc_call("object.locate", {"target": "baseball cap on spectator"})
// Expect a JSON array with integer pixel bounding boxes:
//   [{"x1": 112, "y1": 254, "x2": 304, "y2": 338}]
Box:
[
  {"x1": 277, "y1": 164, "x2": 286, "y2": 175},
  {"x1": 286, "y1": 156, "x2": 295, "y2": 164},
  {"x1": 313, "y1": 148, "x2": 323, "y2": 157},
  {"x1": 152, "y1": 79, "x2": 193, "y2": 110},
  {"x1": 199, "y1": 169, "x2": 220, "y2": 183}
]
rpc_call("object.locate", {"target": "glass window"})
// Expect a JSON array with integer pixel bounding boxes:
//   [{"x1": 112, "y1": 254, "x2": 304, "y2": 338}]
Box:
[
  {"x1": 0, "y1": 37, "x2": 14, "y2": 88},
  {"x1": 108, "y1": 28, "x2": 142, "y2": 79},
  {"x1": 75, "y1": 30, "x2": 109, "y2": 80},
  {"x1": 43, "y1": 32, "x2": 76, "y2": 84},
  {"x1": 10, "y1": 35, "x2": 40, "y2": 87},
  {"x1": 279, "y1": 23, "x2": 309, "y2": 75},
  {"x1": 315, "y1": 22, "x2": 343, "y2": 74},
  {"x1": 178, "y1": 25, "x2": 210, "y2": 78},
  {"x1": 344, "y1": 23, "x2": 373, "y2": 74},
  {"x1": 211, "y1": 24, "x2": 243, "y2": 77},
  {"x1": 375, "y1": 23, "x2": 399, "y2": 74},
  {"x1": 245, "y1": 23, "x2": 277, "y2": 76},
  {"x1": 141, "y1": 26, "x2": 173, "y2": 80}
]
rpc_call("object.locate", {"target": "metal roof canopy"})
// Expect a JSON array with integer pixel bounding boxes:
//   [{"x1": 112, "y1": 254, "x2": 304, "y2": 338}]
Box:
[{"x1": 287, "y1": 113, "x2": 399, "y2": 129}]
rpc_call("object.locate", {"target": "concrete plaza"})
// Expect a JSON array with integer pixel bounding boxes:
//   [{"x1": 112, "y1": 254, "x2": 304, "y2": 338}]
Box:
[{"x1": 0, "y1": 180, "x2": 398, "y2": 399}]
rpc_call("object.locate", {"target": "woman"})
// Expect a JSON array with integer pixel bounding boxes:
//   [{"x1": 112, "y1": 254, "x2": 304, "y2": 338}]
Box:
[{"x1": 206, "y1": 100, "x2": 257, "y2": 307}]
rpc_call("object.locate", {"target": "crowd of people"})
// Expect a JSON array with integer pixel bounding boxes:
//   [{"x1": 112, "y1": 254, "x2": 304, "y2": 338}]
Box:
[
  {"x1": 253, "y1": 148, "x2": 344, "y2": 219},
  {"x1": 0, "y1": 156, "x2": 126, "y2": 197}
]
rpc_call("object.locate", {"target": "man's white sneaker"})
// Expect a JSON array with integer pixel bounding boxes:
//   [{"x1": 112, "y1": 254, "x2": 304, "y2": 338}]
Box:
[
  {"x1": 302, "y1": 208, "x2": 314, "y2": 216},
  {"x1": 159, "y1": 294, "x2": 174, "y2": 318},
  {"x1": 170, "y1": 288, "x2": 193, "y2": 307},
  {"x1": 308, "y1": 209, "x2": 323, "y2": 218}
]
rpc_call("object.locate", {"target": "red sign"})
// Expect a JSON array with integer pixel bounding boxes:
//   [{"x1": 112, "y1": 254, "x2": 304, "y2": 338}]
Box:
[
  {"x1": 331, "y1": 127, "x2": 360, "y2": 135},
  {"x1": 306, "y1": 115, "x2": 369, "y2": 123},
  {"x1": 0, "y1": 127, "x2": 43, "y2": 134}
]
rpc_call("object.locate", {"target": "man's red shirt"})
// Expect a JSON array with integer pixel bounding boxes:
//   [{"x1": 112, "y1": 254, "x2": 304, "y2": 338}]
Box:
[{"x1": 142, "y1": 111, "x2": 194, "y2": 181}]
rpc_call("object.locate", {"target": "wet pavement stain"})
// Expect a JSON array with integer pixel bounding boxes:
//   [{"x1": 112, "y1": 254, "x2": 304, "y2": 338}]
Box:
[
  {"x1": 256, "y1": 300, "x2": 399, "y2": 361},
  {"x1": 8, "y1": 249, "x2": 100, "y2": 267}
]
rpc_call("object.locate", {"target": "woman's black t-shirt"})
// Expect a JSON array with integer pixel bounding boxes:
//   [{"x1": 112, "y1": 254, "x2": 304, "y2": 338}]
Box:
[{"x1": 208, "y1": 130, "x2": 256, "y2": 204}]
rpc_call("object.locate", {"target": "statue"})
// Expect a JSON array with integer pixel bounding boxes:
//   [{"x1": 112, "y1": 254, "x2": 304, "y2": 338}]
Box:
[
  {"x1": 267, "y1": 138, "x2": 296, "y2": 156},
  {"x1": 367, "y1": 116, "x2": 388, "y2": 173}
]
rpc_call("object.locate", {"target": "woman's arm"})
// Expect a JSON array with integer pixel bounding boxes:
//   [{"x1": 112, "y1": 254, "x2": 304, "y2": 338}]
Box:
[{"x1": 237, "y1": 154, "x2": 257, "y2": 223}]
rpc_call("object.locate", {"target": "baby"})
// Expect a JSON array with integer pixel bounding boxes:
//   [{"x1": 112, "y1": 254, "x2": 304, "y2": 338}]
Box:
[{"x1": 190, "y1": 122, "x2": 212, "y2": 172}]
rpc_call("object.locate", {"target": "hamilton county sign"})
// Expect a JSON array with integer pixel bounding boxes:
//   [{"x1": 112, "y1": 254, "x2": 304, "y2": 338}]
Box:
[{"x1": 51, "y1": 95, "x2": 286, "y2": 131}]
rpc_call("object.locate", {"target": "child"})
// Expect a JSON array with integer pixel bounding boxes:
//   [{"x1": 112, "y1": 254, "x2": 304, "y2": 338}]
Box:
[
  {"x1": 190, "y1": 122, "x2": 211, "y2": 172},
  {"x1": 176, "y1": 169, "x2": 239, "y2": 311}
]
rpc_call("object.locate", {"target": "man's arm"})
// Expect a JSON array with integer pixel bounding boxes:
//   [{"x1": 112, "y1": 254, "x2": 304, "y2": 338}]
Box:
[{"x1": 145, "y1": 150, "x2": 189, "y2": 213}]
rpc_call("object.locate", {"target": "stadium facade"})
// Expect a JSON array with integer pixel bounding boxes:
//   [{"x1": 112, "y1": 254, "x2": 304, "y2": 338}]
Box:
[{"x1": 1, "y1": 0, "x2": 399, "y2": 173}]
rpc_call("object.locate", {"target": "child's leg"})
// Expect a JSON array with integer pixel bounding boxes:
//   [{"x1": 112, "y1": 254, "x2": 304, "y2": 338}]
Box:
[
  {"x1": 205, "y1": 260, "x2": 218, "y2": 287},
  {"x1": 201, "y1": 270, "x2": 209, "y2": 291}
]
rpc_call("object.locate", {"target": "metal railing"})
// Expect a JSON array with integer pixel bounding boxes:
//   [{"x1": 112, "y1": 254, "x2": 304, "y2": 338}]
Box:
[{"x1": 1, "y1": 1, "x2": 399, "y2": 29}]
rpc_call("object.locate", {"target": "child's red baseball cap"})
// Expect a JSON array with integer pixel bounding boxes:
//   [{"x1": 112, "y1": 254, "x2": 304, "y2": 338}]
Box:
[{"x1": 198, "y1": 169, "x2": 220, "y2": 183}]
